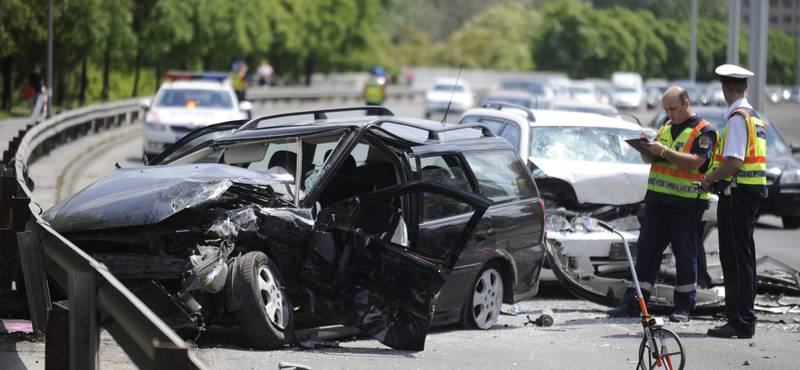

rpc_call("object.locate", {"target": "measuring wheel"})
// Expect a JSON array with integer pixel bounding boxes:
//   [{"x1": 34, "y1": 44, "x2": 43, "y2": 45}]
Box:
[{"x1": 637, "y1": 327, "x2": 686, "y2": 370}]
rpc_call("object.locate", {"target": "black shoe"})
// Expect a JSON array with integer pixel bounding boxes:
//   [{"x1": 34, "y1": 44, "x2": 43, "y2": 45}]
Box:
[
  {"x1": 669, "y1": 309, "x2": 690, "y2": 323},
  {"x1": 607, "y1": 304, "x2": 639, "y2": 317},
  {"x1": 707, "y1": 323, "x2": 753, "y2": 339}
]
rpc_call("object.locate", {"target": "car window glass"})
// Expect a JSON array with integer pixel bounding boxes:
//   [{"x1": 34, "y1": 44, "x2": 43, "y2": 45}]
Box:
[
  {"x1": 248, "y1": 141, "x2": 297, "y2": 175},
  {"x1": 460, "y1": 115, "x2": 481, "y2": 124},
  {"x1": 158, "y1": 128, "x2": 236, "y2": 164},
  {"x1": 529, "y1": 126, "x2": 644, "y2": 164},
  {"x1": 499, "y1": 123, "x2": 521, "y2": 152},
  {"x1": 155, "y1": 89, "x2": 233, "y2": 109},
  {"x1": 765, "y1": 121, "x2": 790, "y2": 157},
  {"x1": 478, "y1": 119, "x2": 504, "y2": 135},
  {"x1": 353, "y1": 196, "x2": 410, "y2": 247},
  {"x1": 417, "y1": 155, "x2": 474, "y2": 222},
  {"x1": 463, "y1": 150, "x2": 536, "y2": 203}
]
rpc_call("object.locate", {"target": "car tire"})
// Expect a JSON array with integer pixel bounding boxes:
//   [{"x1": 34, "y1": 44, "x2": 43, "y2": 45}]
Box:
[
  {"x1": 458, "y1": 263, "x2": 504, "y2": 330},
  {"x1": 233, "y1": 252, "x2": 294, "y2": 349},
  {"x1": 782, "y1": 215, "x2": 800, "y2": 229}
]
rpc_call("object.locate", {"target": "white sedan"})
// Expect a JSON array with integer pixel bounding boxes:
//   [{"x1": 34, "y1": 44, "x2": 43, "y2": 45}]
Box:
[
  {"x1": 140, "y1": 72, "x2": 251, "y2": 158},
  {"x1": 459, "y1": 106, "x2": 717, "y2": 282},
  {"x1": 424, "y1": 77, "x2": 474, "y2": 118}
]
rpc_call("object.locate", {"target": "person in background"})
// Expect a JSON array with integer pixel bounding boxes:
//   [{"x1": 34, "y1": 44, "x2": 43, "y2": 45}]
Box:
[
  {"x1": 363, "y1": 66, "x2": 386, "y2": 115},
  {"x1": 230, "y1": 59, "x2": 249, "y2": 102},
  {"x1": 257, "y1": 60, "x2": 274, "y2": 87},
  {"x1": 20, "y1": 63, "x2": 45, "y2": 113}
]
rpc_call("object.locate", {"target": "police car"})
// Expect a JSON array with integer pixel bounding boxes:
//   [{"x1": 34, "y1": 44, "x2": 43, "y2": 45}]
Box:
[{"x1": 140, "y1": 71, "x2": 252, "y2": 158}]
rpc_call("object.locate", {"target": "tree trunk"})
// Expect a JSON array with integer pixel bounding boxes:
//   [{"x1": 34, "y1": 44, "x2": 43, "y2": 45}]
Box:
[
  {"x1": 132, "y1": 51, "x2": 141, "y2": 97},
  {"x1": 1, "y1": 57, "x2": 11, "y2": 111},
  {"x1": 55, "y1": 70, "x2": 65, "y2": 106},
  {"x1": 304, "y1": 56, "x2": 314, "y2": 86},
  {"x1": 102, "y1": 45, "x2": 111, "y2": 101},
  {"x1": 155, "y1": 64, "x2": 161, "y2": 92},
  {"x1": 79, "y1": 57, "x2": 87, "y2": 106}
]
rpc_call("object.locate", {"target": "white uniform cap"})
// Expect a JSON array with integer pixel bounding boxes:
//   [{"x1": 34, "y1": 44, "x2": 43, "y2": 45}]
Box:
[{"x1": 715, "y1": 64, "x2": 754, "y2": 79}]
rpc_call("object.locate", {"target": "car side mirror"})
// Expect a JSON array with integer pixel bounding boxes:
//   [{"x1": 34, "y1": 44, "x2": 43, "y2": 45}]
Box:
[
  {"x1": 791, "y1": 144, "x2": 800, "y2": 155},
  {"x1": 239, "y1": 101, "x2": 252, "y2": 111},
  {"x1": 139, "y1": 98, "x2": 151, "y2": 110}
]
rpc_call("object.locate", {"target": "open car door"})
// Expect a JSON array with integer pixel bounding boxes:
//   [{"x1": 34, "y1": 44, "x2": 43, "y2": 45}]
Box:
[
  {"x1": 148, "y1": 119, "x2": 247, "y2": 165},
  {"x1": 308, "y1": 180, "x2": 491, "y2": 350}
]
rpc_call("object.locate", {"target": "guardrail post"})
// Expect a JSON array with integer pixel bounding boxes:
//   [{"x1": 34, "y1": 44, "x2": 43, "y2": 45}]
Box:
[
  {"x1": 69, "y1": 270, "x2": 98, "y2": 370},
  {"x1": 153, "y1": 339, "x2": 189, "y2": 369},
  {"x1": 46, "y1": 303, "x2": 69, "y2": 370},
  {"x1": 17, "y1": 227, "x2": 51, "y2": 331}
]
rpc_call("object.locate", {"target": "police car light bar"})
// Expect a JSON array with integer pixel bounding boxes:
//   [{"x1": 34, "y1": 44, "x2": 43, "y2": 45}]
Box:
[{"x1": 166, "y1": 71, "x2": 228, "y2": 81}]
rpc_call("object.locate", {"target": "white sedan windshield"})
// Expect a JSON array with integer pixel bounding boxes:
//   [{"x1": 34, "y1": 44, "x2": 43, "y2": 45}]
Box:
[
  {"x1": 530, "y1": 126, "x2": 644, "y2": 164},
  {"x1": 156, "y1": 89, "x2": 234, "y2": 109}
]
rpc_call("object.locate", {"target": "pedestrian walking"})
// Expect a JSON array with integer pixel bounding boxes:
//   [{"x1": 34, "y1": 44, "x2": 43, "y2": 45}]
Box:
[
  {"x1": 257, "y1": 60, "x2": 274, "y2": 87},
  {"x1": 701, "y1": 65, "x2": 767, "y2": 339},
  {"x1": 608, "y1": 86, "x2": 718, "y2": 323},
  {"x1": 20, "y1": 63, "x2": 45, "y2": 113}
]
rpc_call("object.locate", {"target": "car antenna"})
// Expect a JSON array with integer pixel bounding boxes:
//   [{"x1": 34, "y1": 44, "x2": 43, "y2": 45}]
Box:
[
  {"x1": 441, "y1": 65, "x2": 464, "y2": 124},
  {"x1": 533, "y1": 71, "x2": 538, "y2": 109}
]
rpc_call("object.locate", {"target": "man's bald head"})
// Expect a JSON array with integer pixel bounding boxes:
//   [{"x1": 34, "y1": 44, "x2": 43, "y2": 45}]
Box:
[
  {"x1": 662, "y1": 86, "x2": 690, "y2": 106},
  {"x1": 662, "y1": 86, "x2": 694, "y2": 124}
]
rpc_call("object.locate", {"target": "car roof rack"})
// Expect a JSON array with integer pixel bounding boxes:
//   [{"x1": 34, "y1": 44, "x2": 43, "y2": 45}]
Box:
[
  {"x1": 371, "y1": 120, "x2": 496, "y2": 141},
  {"x1": 238, "y1": 106, "x2": 395, "y2": 131},
  {"x1": 481, "y1": 102, "x2": 536, "y2": 122}
]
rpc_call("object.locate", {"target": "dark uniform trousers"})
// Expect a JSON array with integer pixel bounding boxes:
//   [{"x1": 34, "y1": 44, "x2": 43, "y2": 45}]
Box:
[
  {"x1": 718, "y1": 186, "x2": 760, "y2": 335},
  {"x1": 623, "y1": 202, "x2": 704, "y2": 311}
]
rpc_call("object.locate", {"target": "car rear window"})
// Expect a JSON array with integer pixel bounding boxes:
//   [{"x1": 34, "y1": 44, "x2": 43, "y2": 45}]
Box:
[
  {"x1": 156, "y1": 89, "x2": 234, "y2": 109},
  {"x1": 462, "y1": 150, "x2": 537, "y2": 203}
]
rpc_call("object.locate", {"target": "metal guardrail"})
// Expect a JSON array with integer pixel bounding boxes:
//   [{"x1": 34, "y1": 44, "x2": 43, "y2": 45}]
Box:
[
  {"x1": 1, "y1": 97, "x2": 209, "y2": 370},
  {"x1": 0, "y1": 85, "x2": 425, "y2": 370}
]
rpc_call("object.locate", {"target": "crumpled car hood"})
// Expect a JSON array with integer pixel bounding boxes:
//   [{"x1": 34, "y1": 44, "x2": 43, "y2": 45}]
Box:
[
  {"x1": 43, "y1": 164, "x2": 291, "y2": 233},
  {"x1": 530, "y1": 157, "x2": 649, "y2": 205}
]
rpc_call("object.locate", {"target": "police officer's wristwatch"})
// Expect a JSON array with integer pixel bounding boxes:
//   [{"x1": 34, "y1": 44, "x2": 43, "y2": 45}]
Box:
[{"x1": 700, "y1": 175, "x2": 710, "y2": 186}]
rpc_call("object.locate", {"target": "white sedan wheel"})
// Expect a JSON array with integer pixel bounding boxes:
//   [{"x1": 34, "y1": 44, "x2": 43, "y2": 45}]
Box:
[{"x1": 470, "y1": 268, "x2": 503, "y2": 329}]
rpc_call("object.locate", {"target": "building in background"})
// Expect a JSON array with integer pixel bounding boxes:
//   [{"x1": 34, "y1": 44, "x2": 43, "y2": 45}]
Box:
[{"x1": 742, "y1": 0, "x2": 799, "y2": 36}]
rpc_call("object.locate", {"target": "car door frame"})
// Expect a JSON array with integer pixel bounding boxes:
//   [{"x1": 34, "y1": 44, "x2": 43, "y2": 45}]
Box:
[{"x1": 309, "y1": 179, "x2": 492, "y2": 350}]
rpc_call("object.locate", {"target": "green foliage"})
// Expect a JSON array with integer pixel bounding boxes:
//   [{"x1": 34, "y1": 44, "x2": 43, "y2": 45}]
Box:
[{"x1": 766, "y1": 29, "x2": 797, "y2": 85}]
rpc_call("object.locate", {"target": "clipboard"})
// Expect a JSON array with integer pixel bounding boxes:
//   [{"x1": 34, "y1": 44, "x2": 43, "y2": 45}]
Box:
[{"x1": 625, "y1": 138, "x2": 665, "y2": 162}]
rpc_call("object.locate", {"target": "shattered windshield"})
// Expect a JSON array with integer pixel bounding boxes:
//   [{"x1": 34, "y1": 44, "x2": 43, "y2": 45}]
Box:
[{"x1": 529, "y1": 126, "x2": 644, "y2": 164}]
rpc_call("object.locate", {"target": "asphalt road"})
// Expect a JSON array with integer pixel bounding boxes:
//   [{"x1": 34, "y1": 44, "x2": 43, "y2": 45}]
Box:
[{"x1": 7, "y1": 100, "x2": 800, "y2": 370}]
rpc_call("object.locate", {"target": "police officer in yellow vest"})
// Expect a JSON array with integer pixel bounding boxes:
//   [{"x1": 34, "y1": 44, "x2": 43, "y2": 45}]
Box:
[
  {"x1": 701, "y1": 65, "x2": 767, "y2": 339},
  {"x1": 609, "y1": 86, "x2": 717, "y2": 323},
  {"x1": 364, "y1": 66, "x2": 386, "y2": 115}
]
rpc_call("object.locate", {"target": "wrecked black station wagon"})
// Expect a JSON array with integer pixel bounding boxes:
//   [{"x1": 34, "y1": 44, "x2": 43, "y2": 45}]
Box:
[{"x1": 43, "y1": 107, "x2": 547, "y2": 350}]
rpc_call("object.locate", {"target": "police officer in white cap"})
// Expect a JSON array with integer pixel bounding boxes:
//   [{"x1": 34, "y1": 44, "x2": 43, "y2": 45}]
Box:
[{"x1": 701, "y1": 64, "x2": 768, "y2": 339}]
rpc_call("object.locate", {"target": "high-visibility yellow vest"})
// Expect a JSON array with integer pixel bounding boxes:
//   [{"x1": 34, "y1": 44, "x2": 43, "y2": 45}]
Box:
[
  {"x1": 709, "y1": 107, "x2": 767, "y2": 188},
  {"x1": 364, "y1": 78, "x2": 385, "y2": 104},
  {"x1": 647, "y1": 119, "x2": 716, "y2": 200}
]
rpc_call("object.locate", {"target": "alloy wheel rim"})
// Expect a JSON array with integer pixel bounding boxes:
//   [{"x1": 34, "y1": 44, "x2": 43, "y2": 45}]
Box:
[
  {"x1": 471, "y1": 269, "x2": 503, "y2": 329},
  {"x1": 257, "y1": 266, "x2": 288, "y2": 329}
]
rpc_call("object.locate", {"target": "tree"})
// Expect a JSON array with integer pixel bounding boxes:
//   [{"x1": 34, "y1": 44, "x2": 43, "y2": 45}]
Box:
[
  {"x1": 444, "y1": 3, "x2": 540, "y2": 71},
  {"x1": 766, "y1": 29, "x2": 797, "y2": 85}
]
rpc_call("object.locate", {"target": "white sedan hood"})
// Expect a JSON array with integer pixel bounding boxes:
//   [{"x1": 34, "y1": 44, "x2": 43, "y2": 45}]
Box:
[
  {"x1": 154, "y1": 107, "x2": 239, "y2": 126},
  {"x1": 531, "y1": 157, "x2": 649, "y2": 205}
]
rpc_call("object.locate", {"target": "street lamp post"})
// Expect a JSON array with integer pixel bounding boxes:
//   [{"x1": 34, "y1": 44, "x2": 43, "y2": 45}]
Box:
[
  {"x1": 748, "y1": 0, "x2": 768, "y2": 112},
  {"x1": 727, "y1": 0, "x2": 740, "y2": 64},
  {"x1": 47, "y1": 0, "x2": 53, "y2": 118}
]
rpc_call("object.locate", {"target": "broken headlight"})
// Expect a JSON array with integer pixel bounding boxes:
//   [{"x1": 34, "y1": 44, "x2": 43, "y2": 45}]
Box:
[{"x1": 546, "y1": 213, "x2": 571, "y2": 231}]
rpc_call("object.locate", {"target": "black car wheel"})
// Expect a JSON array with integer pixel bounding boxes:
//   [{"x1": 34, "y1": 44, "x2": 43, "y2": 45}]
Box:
[
  {"x1": 782, "y1": 215, "x2": 800, "y2": 229},
  {"x1": 458, "y1": 263, "x2": 504, "y2": 330},
  {"x1": 233, "y1": 252, "x2": 293, "y2": 349}
]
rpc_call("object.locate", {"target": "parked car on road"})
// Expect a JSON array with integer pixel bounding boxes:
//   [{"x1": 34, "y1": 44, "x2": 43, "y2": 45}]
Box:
[
  {"x1": 44, "y1": 107, "x2": 547, "y2": 350},
  {"x1": 424, "y1": 78, "x2": 474, "y2": 118},
  {"x1": 140, "y1": 71, "x2": 252, "y2": 159},
  {"x1": 481, "y1": 89, "x2": 535, "y2": 108}
]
